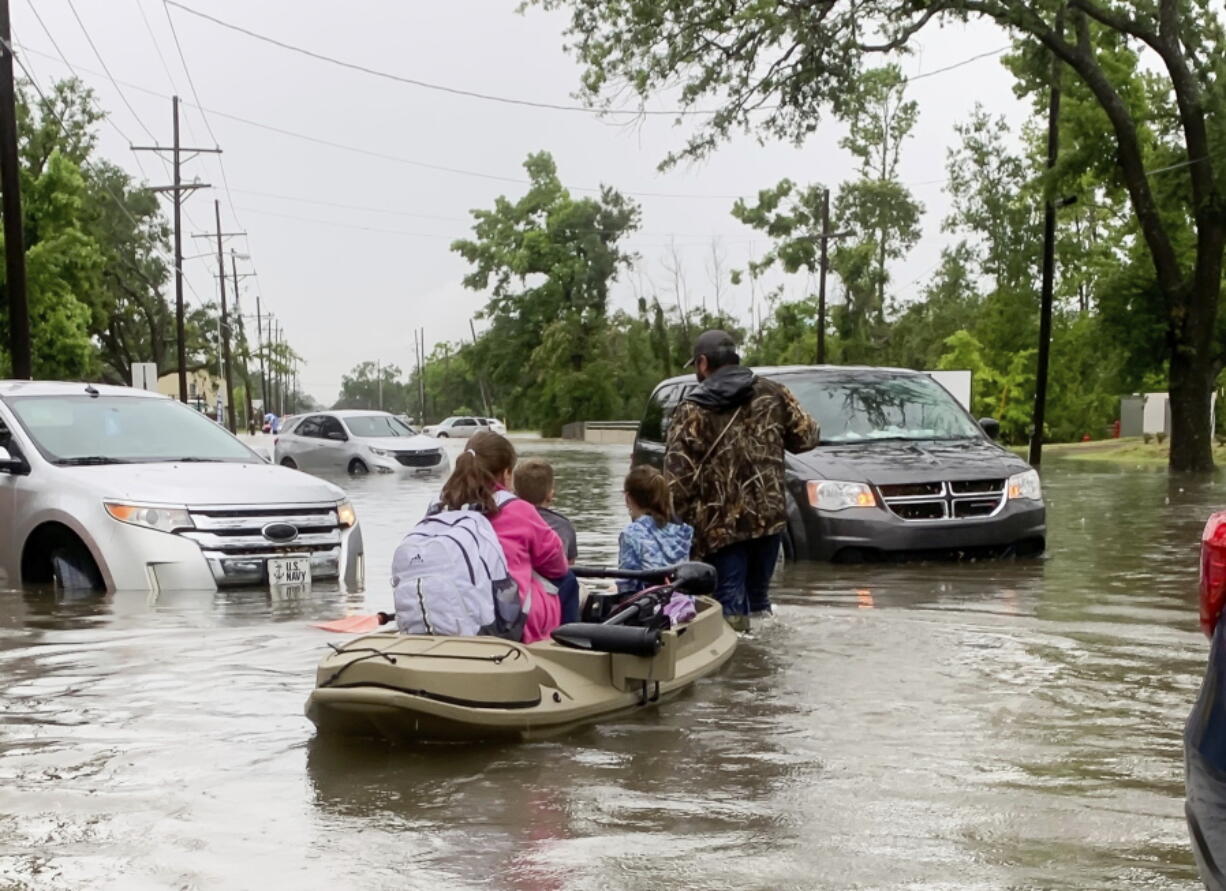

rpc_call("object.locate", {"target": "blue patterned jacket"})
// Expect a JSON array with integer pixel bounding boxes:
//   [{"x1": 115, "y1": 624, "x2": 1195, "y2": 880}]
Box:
[{"x1": 617, "y1": 515, "x2": 694, "y2": 592}]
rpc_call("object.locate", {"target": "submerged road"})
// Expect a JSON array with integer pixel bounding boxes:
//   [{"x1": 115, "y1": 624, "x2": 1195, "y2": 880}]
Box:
[{"x1": 0, "y1": 441, "x2": 1210, "y2": 889}]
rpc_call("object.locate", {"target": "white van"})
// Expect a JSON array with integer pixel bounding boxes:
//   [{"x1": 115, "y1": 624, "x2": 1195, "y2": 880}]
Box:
[{"x1": 0, "y1": 381, "x2": 364, "y2": 592}]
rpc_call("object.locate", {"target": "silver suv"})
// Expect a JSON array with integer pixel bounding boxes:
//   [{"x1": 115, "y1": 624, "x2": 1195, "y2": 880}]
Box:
[{"x1": 0, "y1": 381, "x2": 364, "y2": 592}]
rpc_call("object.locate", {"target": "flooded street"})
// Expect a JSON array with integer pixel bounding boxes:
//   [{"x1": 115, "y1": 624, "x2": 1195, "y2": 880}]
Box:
[{"x1": 0, "y1": 440, "x2": 1214, "y2": 889}]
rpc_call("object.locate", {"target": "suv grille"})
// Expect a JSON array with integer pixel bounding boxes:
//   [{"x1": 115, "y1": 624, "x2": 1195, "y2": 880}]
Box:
[
  {"x1": 178, "y1": 504, "x2": 343, "y2": 585},
  {"x1": 878, "y1": 480, "x2": 1006, "y2": 523},
  {"x1": 395, "y1": 450, "x2": 442, "y2": 468}
]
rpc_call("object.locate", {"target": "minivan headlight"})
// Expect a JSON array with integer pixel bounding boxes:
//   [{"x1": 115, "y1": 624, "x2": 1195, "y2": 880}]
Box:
[
  {"x1": 806, "y1": 480, "x2": 877, "y2": 511},
  {"x1": 337, "y1": 500, "x2": 357, "y2": 528},
  {"x1": 104, "y1": 502, "x2": 194, "y2": 534},
  {"x1": 1007, "y1": 469, "x2": 1042, "y2": 501}
]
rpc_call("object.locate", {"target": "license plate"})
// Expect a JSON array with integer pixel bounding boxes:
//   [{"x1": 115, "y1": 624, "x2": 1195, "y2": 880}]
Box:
[{"x1": 268, "y1": 555, "x2": 311, "y2": 590}]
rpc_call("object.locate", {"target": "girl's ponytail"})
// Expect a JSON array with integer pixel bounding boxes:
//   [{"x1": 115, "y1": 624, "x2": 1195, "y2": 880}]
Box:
[
  {"x1": 624, "y1": 465, "x2": 673, "y2": 528},
  {"x1": 440, "y1": 431, "x2": 517, "y2": 514}
]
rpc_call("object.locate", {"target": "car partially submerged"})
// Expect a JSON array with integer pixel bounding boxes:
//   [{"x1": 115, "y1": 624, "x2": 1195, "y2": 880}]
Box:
[
  {"x1": 0, "y1": 381, "x2": 363, "y2": 592},
  {"x1": 275, "y1": 410, "x2": 449, "y2": 476},
  {"x1": 633, "y1": 365, "x2": 1046, "y2": 562}
]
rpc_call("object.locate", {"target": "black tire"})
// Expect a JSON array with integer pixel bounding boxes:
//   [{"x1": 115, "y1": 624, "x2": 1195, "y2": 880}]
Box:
[
  {"x1": 49, "y1": 540, "x2": 103, "y2": 591},
  {"x1": 280, "y1": 457, "x2": 297, "y2": 469},
  {"x1": 348, "y1": 459, "x2": 369, "y2": 475}
]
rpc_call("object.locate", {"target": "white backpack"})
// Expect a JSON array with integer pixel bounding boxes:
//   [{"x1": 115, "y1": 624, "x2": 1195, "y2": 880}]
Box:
[{"x1": 390, "y1": 491, "x2": 527, "y2": 639}]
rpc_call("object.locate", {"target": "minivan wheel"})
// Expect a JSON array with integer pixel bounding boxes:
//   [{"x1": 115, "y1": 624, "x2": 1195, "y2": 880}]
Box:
[
  {"x1": 348, "y1": 459, "x2": 369, "y2": 475},
  {"x1": 280, "y1": 457, "x2": 298, "y2": 469}
]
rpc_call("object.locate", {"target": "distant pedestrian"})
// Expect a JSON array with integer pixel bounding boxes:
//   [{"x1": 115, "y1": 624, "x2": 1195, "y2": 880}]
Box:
[{"x1": 664, "y1": 330, "x2": 820, "y2": 632}]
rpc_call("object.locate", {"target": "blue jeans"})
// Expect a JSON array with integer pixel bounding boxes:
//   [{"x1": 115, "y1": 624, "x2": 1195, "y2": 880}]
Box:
[
  {"x1": 704, "y1": 534, "x2": 781, "y2": 617},
  {"x1": 548, "y1": 572, "x2": 581, "y2": 625}
]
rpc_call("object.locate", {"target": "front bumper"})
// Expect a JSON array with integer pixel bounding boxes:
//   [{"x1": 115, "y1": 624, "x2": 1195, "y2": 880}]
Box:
[
  {"x1": 788, "y1": 491, "x2": 1046, "y2": 561},
  {"x1": 99, "y1": 518, "x2": 365, "y2": 592}
]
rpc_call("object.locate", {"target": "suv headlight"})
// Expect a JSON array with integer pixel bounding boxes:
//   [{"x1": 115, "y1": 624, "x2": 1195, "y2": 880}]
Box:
[
  {"x1": 337, "y1": 500, "x2": 357, "y2": 528},
  {"x1": 368, "y1": 446, "x2": 391, "y2": 457},
  {"x1": 806, "y1": 480, "x2": 877, "y2": 511},
  {"x1": 1007, "y1": 469, "x2": 1042, "y2": 501},
  {"x1": 104, "y1": 502, "x2": 194, "y2": 534}
]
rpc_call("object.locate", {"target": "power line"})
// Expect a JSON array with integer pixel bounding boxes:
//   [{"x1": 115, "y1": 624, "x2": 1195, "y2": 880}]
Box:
[
  {"x1": 134, "y1": 0, "x2": 180, "y2": 96},
  {"x1": 6, "y1": 39, "x2": 210, "y2": 305},
  {"x1": 159, "y1": 0, "x2": 251, "y2": 309},
  {"x1": 65, "y1": 0, "x2": 159, "y2": 143},
  {"x1": 164, "y1": 0, "x2": 708, "y2": 117}
]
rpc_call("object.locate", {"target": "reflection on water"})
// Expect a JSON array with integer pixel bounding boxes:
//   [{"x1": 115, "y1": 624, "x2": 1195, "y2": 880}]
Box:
[{"x1": 0, "y1": 443, "x2": 1213, "y2": 889}]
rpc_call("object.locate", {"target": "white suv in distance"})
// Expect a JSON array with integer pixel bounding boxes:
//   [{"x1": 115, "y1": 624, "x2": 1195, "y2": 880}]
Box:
[
  {"x1": 275, "y1": 410, "x2": 449, "y2": 476},
  {"x1": 423, "y1": 416, "x2": 507, "y2": 437},
  {"x1": 0, "y1": 381, "x2": 364, "y2": 592},
  {"x1": 423, "y1": 416, "x2": 483, "y2": 438}
]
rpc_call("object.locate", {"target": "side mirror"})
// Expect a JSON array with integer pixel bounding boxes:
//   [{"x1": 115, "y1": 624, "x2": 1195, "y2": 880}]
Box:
[
  {"x1": 979, "y1": 417, "x2": 1001, "y2": 440},
  {"x1": 0, "y1": 445, "x2": 27, "y2": 475},
  {"x1": 326, "y1": 431, "x2": 347, "y2": 442}
]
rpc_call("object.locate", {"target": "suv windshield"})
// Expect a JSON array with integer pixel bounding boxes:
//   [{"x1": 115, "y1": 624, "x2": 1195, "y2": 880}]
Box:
[
  {"x1": 7, "y1": 395, "x2": 258, "y2": 464},
  {"x1": 780, "y1": 373, "x2": 982, "y2": 444},
  {"x1": 343, "y1": 415, "x2": 417, "y2": 438}
]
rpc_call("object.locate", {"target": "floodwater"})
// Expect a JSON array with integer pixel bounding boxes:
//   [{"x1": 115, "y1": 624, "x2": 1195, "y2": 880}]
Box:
[{"x1": 0, "y1": 440, "x2": 1215, "y2": 889}]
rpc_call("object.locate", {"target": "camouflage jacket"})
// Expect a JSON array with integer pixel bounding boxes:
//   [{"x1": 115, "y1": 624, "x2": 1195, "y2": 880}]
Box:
[{"x1": 664, "y1": 366, "x2": 820, "y2": 557}]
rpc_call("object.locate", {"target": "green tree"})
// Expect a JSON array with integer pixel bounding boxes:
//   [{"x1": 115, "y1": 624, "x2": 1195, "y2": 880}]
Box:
[
  {"x1": 533, "y1": 0, "x2": 1226, "y2": 471},
  {"x1": 450, "y1": 151, "x2": 640, "y2": 434},
  {"x1": 834, "y1": 64, "x2": 923, "y2": 325}
]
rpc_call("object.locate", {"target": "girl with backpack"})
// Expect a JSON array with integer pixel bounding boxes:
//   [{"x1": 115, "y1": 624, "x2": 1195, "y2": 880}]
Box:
[{"x1": 393, "y1": 431, "x2": 569, "y2": 643}]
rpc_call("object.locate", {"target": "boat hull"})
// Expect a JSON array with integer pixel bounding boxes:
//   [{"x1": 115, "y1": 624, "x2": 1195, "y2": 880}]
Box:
[{"x1": 305, "y1": 596, "x2": 737, "y2": 742}]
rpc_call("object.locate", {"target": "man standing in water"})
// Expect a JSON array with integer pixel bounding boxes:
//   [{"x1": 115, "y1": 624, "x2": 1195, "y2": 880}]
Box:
[{"x1": 664, "y1": 330, "x2": 820, "y2": 632}]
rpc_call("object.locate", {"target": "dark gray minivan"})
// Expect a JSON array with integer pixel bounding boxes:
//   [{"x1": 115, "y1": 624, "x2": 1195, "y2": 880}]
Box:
[{"x1": 632, "y1": 365, "x2": 1046, "y2": 562}]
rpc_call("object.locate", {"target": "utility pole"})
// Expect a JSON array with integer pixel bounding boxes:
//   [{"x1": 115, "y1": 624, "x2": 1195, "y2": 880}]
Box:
[
  {"x1": 0, "y1": 0, "x2": 29, "y2": 379},
  {"x1": 469, "y1": 318, "x2": 492, "y2": 417},
  {"x1": 376, "y1": 359, "x2": 382, "y2": 411},
  {"x1": 192, "y1": 204, "x2": 243, "y2": 431},
  {"x1": 256, "y1": 298, "x2": 266, "y2": 417},
  {"x1": 1029, "y1": 12, "x2": 1064, "y2": 469},
  {"x1": 814, "y1": 189, "x2": 853, "y2": 365},
  {"x1": 229, "y1": 250, "x2": 256, "y2": 431},
  {"x1": 416, "y1": 328, "x2": 427, "y2": 427},
  {"x1": 135, "y1": 97, "x2": 216, "y2": 401}
]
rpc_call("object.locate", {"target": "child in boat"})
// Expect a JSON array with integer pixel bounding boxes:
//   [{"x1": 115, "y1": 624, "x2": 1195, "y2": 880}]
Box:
[
  {"x1": 513, "y1": 457, "x2": 581, "y2": 623},
  {"x1": 439, "y1": 432, "x2": 570, "y2": 643},
  {"x1": 513, "y1": 458, "x2": 578, "y2": 564},
  {"x1": 618, "y1": 465, "x2": 694, "y2": 594}
]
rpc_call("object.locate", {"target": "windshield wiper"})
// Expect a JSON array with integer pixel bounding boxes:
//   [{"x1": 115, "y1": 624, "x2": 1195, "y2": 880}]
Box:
[
  {"x1": 155, "y1": 457, "x2": 224, "y2": 463},
  {"x1": 54, "y1": 456, "x2": 130, "y2": 466}
]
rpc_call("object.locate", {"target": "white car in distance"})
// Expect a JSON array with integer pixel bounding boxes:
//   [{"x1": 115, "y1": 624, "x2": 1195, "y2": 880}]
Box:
[
  {"x1": 275, "y1": 410, "x2": 450, "y2": 476},
  {"x1": 0, "y1": 381, "x2": 363, "y2": 593},
  {"x1": 424, "y1": 416, "x2": 506, "y2": 438}
]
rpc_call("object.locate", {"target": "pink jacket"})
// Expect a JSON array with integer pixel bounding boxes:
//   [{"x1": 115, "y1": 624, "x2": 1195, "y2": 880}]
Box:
[{"x1": 490, "y1": 491, "x2": 568, "y2": 644}]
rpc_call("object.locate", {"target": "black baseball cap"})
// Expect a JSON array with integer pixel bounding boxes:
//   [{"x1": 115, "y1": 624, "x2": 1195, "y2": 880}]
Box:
[{"x1": 684, "y1": 329, "x2": 738, "y2": 368}]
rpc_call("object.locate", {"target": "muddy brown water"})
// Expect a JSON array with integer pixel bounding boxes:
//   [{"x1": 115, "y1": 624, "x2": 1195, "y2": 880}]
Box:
[{"x1": 0, "y1": 441, "x2": 1216, "y2": 889}]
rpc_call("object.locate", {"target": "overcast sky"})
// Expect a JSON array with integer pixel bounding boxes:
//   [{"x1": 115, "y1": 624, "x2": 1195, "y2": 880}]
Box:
[{"x1": 16, "y1": 0, "x2": 1028, "y2": 405}]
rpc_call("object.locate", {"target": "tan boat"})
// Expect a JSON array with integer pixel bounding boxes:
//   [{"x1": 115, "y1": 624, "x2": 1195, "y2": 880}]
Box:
[{"x1": 305, "y1": 565, "x2": 736, "y2": 742}]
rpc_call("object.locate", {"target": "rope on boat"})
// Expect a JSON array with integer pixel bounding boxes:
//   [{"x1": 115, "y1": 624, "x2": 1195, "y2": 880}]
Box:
[{"x1": 320, "y1": 642, "x2": 521, "y2": 688}]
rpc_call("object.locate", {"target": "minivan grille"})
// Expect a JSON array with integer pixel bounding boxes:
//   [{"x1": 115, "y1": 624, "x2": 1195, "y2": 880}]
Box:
[{"x1": 878, "y1": 480, "x2": 1006, "y2": 523}]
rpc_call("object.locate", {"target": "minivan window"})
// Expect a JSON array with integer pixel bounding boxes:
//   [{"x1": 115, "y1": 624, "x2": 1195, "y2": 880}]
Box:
[
  {"x1": 7, "y1": 395, "x2": 258, "y2": 464},
  {"x1": 779, "y1": 373, "x2": 982, "y2": 444},
  {"x1": 640, "y1": 383, "x2": 690, "y2": 443}
]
